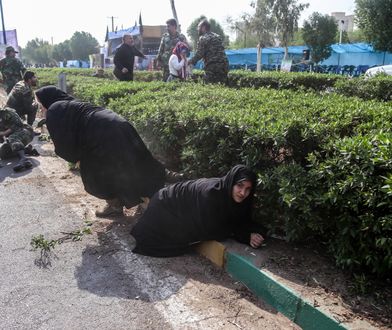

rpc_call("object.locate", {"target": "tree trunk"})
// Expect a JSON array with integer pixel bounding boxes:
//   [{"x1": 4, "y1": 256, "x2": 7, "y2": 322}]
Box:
[{"x1": 170, "y1": 0, "x2": 180, "y2": 32}]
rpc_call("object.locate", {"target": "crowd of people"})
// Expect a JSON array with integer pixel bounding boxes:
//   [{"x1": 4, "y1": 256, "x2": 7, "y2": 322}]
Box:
[
  {"x1": 113, "y1": 18, "x2": 229, "y2": 84},
  {"x1": 0, "y1": 18, "x2": 263, "y2": 257}
]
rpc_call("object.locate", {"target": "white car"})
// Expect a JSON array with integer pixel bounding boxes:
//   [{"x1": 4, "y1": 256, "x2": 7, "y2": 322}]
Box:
[{"x1": 365, "y1": 64, "x2": 392, "y2": 78}]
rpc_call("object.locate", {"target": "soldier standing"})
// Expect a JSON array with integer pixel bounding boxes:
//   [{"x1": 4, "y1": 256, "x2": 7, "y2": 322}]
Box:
[
  {"x1": 156, "y1": 18, "x2": 188, "y2": 82},
  {"x1": 0, "y1": 107, "x2": 34, "y2": 172},
  {"x1": 6, "y1": 71, "x2": 39, "y2": 126},
  {"x1": 0, "y1": 46, "x2": 26, "y2": 94},
  {"x1": 188, "y1": 19, "x2": 229, "y2": 84}
]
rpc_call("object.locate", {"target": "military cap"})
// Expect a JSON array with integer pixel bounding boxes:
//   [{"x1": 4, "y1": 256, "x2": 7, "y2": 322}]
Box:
[{"x1": 5, "y1": 46, "x2": 18, "y2": 54}]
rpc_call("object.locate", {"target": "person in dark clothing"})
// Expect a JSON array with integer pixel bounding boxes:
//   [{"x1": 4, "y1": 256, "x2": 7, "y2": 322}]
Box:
[
  {"x1": 35, "y1": 86, "x2": 166, "y2": 217},
  {"x1": 131, "y1": 165, "x2": 264, "y2": 257},
  {"x1": 113, "y1": 33, "x2": 146, "y2": 81}
]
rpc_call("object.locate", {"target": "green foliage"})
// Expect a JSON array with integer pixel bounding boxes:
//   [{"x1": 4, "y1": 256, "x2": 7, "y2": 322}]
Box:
[
  {"x1": 31, "y1": 221, "x2": 93, "y2": 267},
  {"x1": 302, "y1": 12, "x2": 338, "y2": 64},
  {"x1": 267, "y1": 0, "x2": 309, "y2": 57},
  {"x1": 21, "y1": 39, "x2": 53, "y2": 65},
  {"x1": 35, "y1": 68, "x2": 392, "y2": 278},
  {"x1": 307, "y1": 133, "x2": 392, "y2": 276},
  {"x1": 52, "y1": 40, "x2": 72, "y2": 62},
  {"x1": 334, "y1": 75, "x2": 392, "y2": 102},
  {"x1": 69, "y1": 31, "x2": 99, "y2": 60},
  {"x1": 249, "y1": 0, "x2": 276, "y2": 46},
  {"x1": 186, "y1": 15, "x2": 229, "y2": 48},
  {"x1": 355, "y1": 0, "x2": 392, "y2": 52}
]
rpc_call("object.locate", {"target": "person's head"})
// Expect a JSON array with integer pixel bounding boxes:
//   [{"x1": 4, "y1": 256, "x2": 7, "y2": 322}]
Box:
[
  {"x1": 35, "y1": 86, "x2": 74, "y2": 116},
  {"x1": 172, "y1": 41, "x2": 189, "y2": 58},
  {"x1": 122, "y1": 33, "x2": 134, "y2": 46},
  {"x1": 23, "y1": 71, "x2": 38, "y2": 87},
  {"x1": 5, "y1": 46, "x2": 18, "y2": 58},
  {"x1": 197, "y1": 19, "x2": 211, "y2": 36},
  {"x1": 166, "y1": 18, "x2": 178, "y2": 34},
  {"x1": 228, "y1": 165, "x2": 257, "y2": 204}
]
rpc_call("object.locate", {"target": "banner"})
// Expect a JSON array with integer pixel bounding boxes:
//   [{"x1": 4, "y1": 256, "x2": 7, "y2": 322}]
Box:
[{"x1": 0, "y1": 29, "x2": 20, "y2": 58}]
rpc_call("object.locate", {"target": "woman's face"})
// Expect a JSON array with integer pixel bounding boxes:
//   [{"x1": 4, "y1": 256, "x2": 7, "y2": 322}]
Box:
[{"x1": 232, "y1": 180, "x2": 252, "y2": 203}]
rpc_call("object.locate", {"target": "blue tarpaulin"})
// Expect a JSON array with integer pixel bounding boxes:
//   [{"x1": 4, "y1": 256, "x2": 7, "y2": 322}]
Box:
[{"x1": 193, "y1": 43, "x2": 392, "y2": 69}]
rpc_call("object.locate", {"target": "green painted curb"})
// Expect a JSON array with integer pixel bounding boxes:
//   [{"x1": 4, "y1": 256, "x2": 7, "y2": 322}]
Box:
[{"x1": 225, "y1": 252, "x2": 347, "y2": 330}]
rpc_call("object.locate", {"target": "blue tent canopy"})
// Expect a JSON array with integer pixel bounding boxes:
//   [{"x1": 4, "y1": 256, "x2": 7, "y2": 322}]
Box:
[{"x1": 210, "y1": 43, "x2": 392, "y2": 69}]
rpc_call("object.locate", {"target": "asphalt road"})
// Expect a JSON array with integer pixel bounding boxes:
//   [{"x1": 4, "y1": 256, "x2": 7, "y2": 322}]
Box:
[{"x1": 0, "y1": 136, "x2": 298, "y2": 329}]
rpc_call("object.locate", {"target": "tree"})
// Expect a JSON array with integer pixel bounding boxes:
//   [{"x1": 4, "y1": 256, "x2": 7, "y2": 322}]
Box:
[
  {"x1": 268, "y1": 0, "x2": 309, "y2": 58},
  {"x1": 52, "y1": 40, "x2": 72, "y2": 62},
  {"x1": 348, "y1": 29, "x2": 366, "y2": 43},
  {"x1": 22, "y1": 38, "x2": 53, "y2": 65},
  {"x1": 302, "y1": 12, "x2": 337, "y2": 63},
  {"x1": 69, "y1": 31, "x2": 99, "y2": 60},
  {"x1": 250, "y1": 0, "x2": 276, "y2": 46},
  {"x1": 187, "y1": 16, "x2": 229, "y2": 48},
  {"x1": 290, "y1": 28, "x2": 304, "y2": 45},
  {"x1": 355, "y1": 0, "x2": 392, "y2": 52}
]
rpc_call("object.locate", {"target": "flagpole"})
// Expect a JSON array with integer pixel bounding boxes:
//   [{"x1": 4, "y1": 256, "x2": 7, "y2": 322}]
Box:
[
  {"x1": 0, "y1": 0, "x2": 7, "y2": 44},
  {"x1": 139, "y1": 12, "x2": 143, "y2": 53}
]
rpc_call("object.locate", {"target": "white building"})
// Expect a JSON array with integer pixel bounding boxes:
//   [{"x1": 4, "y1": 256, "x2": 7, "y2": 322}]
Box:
[{"x1": 330, "y1": 12, "x2": 355, "y2": 32}]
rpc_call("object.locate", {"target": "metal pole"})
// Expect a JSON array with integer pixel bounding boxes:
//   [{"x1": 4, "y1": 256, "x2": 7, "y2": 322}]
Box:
[{"x1": 0, "y1": 0, "x2": 7, "y2": 44}]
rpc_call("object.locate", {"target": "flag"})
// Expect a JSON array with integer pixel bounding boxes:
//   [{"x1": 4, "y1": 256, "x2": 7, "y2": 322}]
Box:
[
  {"x1": 139, "y1": 12, "x2": 143, "y2": 35},
  {"x1": 105, "y1": 26, "x2": 109, "y2": 42}
]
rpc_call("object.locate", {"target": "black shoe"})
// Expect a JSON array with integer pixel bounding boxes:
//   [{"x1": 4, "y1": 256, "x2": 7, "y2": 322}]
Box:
[
  {"x1": 24, "y1": 145, "x2": 40, "y2": 156},
  {"x1": 13, "y1": 163, "x2": 25, "y2": 172},
  {"x1": 23, "y1": 160, "x2": 33, "y2": 169}
]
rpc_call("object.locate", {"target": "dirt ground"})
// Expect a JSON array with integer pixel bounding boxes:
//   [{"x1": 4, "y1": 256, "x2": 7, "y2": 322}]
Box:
[{"x1": 1, "y1": 88, "x2": 391, "y2": 329}]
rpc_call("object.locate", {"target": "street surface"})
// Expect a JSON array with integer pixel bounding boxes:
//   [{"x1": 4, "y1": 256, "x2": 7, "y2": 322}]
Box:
[{"x1": 0, "y1": 106, "x2": 298, "y2": 329}]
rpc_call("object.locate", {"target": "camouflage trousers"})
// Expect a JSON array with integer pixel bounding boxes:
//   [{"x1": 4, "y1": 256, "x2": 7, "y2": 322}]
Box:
[
  {"x1": 16, "y1": 105, "x2": 38, "y2": 126},
  {"x1": 162, "y1": 64, "x2": 170, "y2": 82},
  {"x1": 204, "y1": 63, "x2": 228, "y2": 85},
  {"x1": 0, "y1": 126, "x2": 34, "y2": 159},
  {"x1": 4, "y1": 77, "x2": 20, "y2": 94}
]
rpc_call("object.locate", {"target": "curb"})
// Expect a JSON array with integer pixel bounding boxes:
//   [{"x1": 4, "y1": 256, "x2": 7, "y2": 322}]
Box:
[{"x1": 196, "y1": 241, "x2": 347, "y2": 330}]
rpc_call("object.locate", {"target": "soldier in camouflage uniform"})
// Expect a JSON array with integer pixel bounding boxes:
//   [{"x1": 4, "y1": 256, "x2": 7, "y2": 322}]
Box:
[
  {"x1": 188, "y1": 19, "x2": 229, "y2": 84},
  {"x1": 156, "y1": 18, "x2": 188, "y2": 82},
  {"x1": 6, "y1": 71, "x2": 38, "y2": 125},
  {"x1": 0, "y1": 107, "x2": 34, "y2": 171},
  {"x1": 0, "y1": 46, "x2": 26, "y2": 94}
]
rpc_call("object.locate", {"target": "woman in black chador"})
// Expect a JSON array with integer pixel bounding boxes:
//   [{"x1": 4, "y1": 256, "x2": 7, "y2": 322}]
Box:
[
  {"x1": 131, "y1": 165, "x2": 264, "y2": 257},
  {"x1": 35, "y1": 86, "x2": 165, "y2": 217}
]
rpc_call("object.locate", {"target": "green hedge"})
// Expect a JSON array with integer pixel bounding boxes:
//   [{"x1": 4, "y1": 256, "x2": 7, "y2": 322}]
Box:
[
  {"x1": 335, "y1": 75, "x2": 392, "y2": 102},
  {"x1": 33, "y1": 70, "x2": 392, "y2": 278},
  {"x1": 34, "y1": 67, "x2": 392, "y2": 103}
]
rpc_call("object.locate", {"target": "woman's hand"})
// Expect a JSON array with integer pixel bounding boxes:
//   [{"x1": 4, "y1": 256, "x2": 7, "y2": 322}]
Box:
[{"x1": 250, "y1": 233, "x2": 264, "y2": 248}]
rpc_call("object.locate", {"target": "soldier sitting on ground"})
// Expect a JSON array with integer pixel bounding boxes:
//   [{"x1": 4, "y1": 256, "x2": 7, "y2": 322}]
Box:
[
  {"x1": 0, "y1": 107, "x2": 35, "y2": 172},
  {"x1": 6, "y1": 71, "x2": 39, "y2": 126},
  {"x1": 0, "y1": 46, "x2": 26, "y2": 94}
]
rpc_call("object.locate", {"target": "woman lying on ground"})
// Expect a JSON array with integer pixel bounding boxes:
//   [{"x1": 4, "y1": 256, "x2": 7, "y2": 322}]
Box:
[
  {"x1": 131, "y1": 165, "x2": 264, "y2": 257},
  {"x1": 35, "y1": 86, "x2": 166, "y2": 217}
]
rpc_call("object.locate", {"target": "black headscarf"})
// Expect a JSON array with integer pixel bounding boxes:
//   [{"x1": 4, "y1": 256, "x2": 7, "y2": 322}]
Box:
[
  {"x1": 35, "y1": 85, "x2": 74, "y2": 109},
  {"x1": 131, "y1": 165, "x2": 261, "y2": 257},
  {"x1": 34, "y1": 86, "x2": 165, "y2": 207}
]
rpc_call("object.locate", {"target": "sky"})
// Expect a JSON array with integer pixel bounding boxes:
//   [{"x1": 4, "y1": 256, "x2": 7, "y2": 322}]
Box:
[{"x1": 2, "y1": 0, "x2": 356, "y2": 47}]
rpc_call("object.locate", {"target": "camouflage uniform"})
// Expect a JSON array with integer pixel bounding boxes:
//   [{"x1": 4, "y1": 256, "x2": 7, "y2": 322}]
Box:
[
  {"x1": 189, "y1": 32, "x2": 228, "y2": 84},
  {"x1": 0, "y1": 107, "x2": 34, "y2": 159},
  {"x1": 157, "y1": 32, "x2": 187, "y2": 81},
  {"x1": 6, "y1": 80, "x2": 38, "y2": 125},
  {"x1": 0, "y1": 56, "x2": 26, "y2": 94}
]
